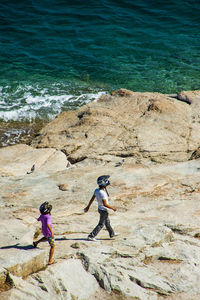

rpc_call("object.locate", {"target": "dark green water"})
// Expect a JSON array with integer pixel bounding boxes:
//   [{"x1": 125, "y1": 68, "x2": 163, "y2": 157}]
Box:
[{"x1": 0, "y1": 0, "x2": 200, "y2": 123}]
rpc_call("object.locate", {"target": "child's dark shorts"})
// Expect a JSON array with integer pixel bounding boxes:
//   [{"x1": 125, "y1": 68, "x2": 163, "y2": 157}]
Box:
[{"x1": 46, "y1": 236, "x2": 55, "y2": 247}]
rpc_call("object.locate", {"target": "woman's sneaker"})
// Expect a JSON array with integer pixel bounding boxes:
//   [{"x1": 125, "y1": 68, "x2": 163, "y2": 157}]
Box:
[
  {"x1": 88, "y1": 236, "x2": 97, "y2": 241},
  {"x1": 110, "y1": 233, "x2": 120, "y2": 238}
]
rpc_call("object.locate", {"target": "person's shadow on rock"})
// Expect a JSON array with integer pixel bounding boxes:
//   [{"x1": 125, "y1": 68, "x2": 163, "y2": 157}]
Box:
[{"x1": 0, "y1": 243, "x2": 37, "y2": 250}]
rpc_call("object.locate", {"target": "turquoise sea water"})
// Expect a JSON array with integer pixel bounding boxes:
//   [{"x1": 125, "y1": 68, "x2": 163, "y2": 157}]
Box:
[{"x1": 0, "y1": 0, "x2": 200, "y2": 122}]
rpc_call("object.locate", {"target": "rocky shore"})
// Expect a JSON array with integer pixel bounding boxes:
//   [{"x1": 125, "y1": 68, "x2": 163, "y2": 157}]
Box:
[{"x1": 1, "y1": 89, "x2": 200, "y2": 300}]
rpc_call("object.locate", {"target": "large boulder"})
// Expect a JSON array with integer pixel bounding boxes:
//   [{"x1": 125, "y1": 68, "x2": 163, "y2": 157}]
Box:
[{"x1": 31, "y1": 90, "x2": 200, "y2": 164}]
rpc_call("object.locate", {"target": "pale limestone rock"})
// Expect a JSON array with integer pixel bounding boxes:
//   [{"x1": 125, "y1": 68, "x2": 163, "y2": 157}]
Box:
[
  {"x1": 0, "y1": 218, "x2": 35, "y2": 247},
  {"x1": 79, "y1": 246, "x2": 172, "y2": 298},
  {"x1": 177, "y1": 90, "x2": 200, "y2": 104},
  {"x1": 127, "y1": 266, "x2": 178, "y2": 295},
  {"x1": 179, "y1": 91, "x2": 200, "y2": 157},
  {"x1": 109, "y1": 269, "x2": 158, "y2": 300},
  {"x1": 0, "y1": 217, "x2": 46, "y2": 289},
  {"x1": 129, "y1": 223, "x2": 174, "y2": 248},
  {"x1": 144, "y1": 240, "x2": 200, "y2": 266},
  {"x1": 0, "y1": 274, "x2": 51, "y2": 300},
  {"x1": 29, "y1": 259, "x2": 99, "y2": 299},
  {"x1": 0, "y1": 144, "x2": 69, "y2": 177},
  {"x1": 2, "y1": 142, "x2": 200, "y2": 299},
  {"x1": 1, "y1": 260, "x2": 99, "y2": 300},
  {"x1": 31, "y1": 90, "x2": 199, "y2": 164},
  {"x1": 0, "y1": 248, "x2": 46, "y2": 279},
  {"x1": 169, "y1": 263, "x2": 200, "y2": 295}
]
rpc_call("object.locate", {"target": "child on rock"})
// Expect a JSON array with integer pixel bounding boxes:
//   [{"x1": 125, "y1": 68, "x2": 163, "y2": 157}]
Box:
[{"x1": 33, "y1": 202, "x2": 55, "y2": 265}]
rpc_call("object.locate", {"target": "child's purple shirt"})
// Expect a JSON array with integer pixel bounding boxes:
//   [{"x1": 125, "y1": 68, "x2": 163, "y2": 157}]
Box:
[{"x1": 38, "y1": 214, "x2": 53, "y2": 237}]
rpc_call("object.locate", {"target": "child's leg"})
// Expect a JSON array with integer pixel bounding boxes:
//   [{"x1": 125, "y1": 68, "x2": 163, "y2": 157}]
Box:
[
  {"x1": 33, "y1": 236, "x2": 47, "y2": 247},
  {"x1": 47, "y1": 237, "x2": 55, "y2": 264},
  {"x1": 48, "y1": 245, "x2": 55, "y2": 264}
]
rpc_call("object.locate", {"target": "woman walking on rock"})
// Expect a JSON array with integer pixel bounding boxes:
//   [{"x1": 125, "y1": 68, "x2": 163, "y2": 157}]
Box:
[{"x1": 84, "y1": 175, "x2": 118, "y2": 241}]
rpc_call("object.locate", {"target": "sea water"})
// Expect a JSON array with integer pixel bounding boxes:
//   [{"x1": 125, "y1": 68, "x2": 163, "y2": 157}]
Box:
[{"x1": 0, "y1": 0, "x2": 200, "y2": 143}]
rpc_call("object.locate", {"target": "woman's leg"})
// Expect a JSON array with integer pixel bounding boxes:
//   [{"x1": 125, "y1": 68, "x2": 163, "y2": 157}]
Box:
[
  {"x1": 105, "y1": 214, "x2": 115, "y2": 237},
  {"x1": 88, "y1": 210, "x2": 107, "y2": 238}
]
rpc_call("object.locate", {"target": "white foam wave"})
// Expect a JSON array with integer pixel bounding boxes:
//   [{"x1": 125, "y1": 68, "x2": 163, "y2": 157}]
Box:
[{"x1": 0, "y1": 88, "x2": 105, "y2": 121}]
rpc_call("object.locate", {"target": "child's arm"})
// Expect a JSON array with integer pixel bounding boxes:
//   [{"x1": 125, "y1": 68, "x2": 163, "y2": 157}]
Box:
[
  {"x1": 47, "y1": 224, "x2": 54, "y2": 238},
  {"x1": 84, "y1": 194, "x2": 95, "y2": 212},
  {"x1": 103, "y1": 199, "x2": 117, "y2": 212}
]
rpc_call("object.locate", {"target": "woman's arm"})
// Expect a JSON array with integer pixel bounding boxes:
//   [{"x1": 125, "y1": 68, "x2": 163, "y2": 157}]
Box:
[
  {"x1": 103, "y1": 199, "x2": 116, "y2": 211},
  {"x1": 84, "y1": 194, "x2": 95, "y2": 212}
]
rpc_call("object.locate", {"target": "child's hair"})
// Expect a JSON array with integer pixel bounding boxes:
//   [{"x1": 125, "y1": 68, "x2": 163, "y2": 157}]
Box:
[
  {"x1": 48, "y1": 204, "x2": 52, "y2": 214},
  {"x1": 39, "y1": 202, "x2": 52, "y2": 214}
]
